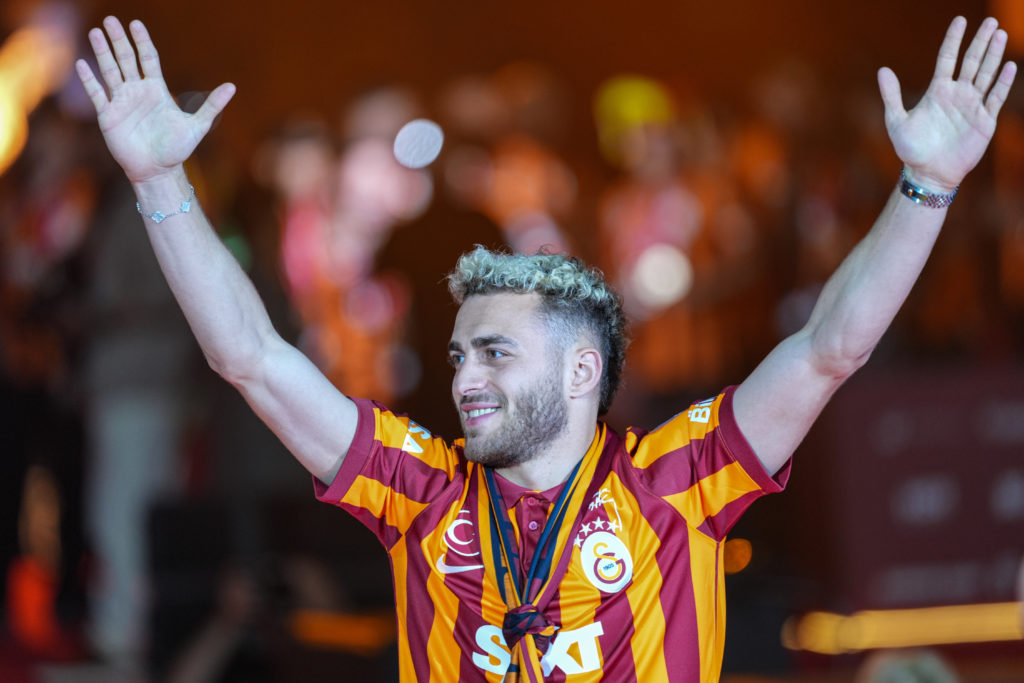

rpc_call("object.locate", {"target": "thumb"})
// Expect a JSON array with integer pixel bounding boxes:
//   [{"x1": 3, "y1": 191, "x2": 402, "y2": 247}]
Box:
[
  {"x1": 193, "y1": 82, "x2": 236, "y2": 132},
  {"x1": 877, "y1": 67, "x2": 906, "y2": 122}
]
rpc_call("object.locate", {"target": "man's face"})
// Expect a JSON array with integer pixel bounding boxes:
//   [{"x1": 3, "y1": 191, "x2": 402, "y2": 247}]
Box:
[{"x1": 448, "y1": 292, "x2": 568, "y2": 468}]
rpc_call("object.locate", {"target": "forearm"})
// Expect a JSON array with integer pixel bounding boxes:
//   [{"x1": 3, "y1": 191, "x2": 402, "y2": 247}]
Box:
[
  {"x1": 132, "y1": 166, "x2": 278, "y2": 379},
  {"x1": 79, "y1": 18, "x2": 358, "y2": 482},
  {"x1": 803, "y1": 182, "x2": 946, "y2": 376},
  {"x1": 734, "y1": 16, "x2": 1013, "y2": 476},
  {"x1": 733, "y1": 183, "x2": 950, "y2": 474},
  {"x1": 133, "y1": 167, "x2": 358, "y2": 481}
]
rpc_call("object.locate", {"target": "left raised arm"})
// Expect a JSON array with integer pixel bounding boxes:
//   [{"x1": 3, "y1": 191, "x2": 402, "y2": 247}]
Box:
[{"x1": 733, "y1": 16, "x2": 1017, "y2": 476}]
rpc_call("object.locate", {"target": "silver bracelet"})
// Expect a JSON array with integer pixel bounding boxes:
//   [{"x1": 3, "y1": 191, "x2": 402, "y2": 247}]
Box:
[
  {"x1": 136, "y1": 184, "x2": 195, "y2": 223},
  {"x1": 898, "y1": 169, "x2": 958, "y2": 209}
]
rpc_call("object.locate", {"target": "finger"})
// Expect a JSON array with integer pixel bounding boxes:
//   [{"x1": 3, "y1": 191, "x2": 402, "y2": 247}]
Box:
[
  {"x1": 974, "y1": 28, "x2": 1008, "y2": 93},
  {"x1": 957, "y1": 17, "x2": 998, "y2": 83},
  {"x1": 193, "y1": 82, "x2": 237, "y2": 132},
  {"x1": 985, "y1": 61, "x2": 1018, "y2": 118},
  {"x1": 933, "y1": 16, "x2": 967, "y2": 82},
  {"x1": 877, "y1": 67, "x2": 907, "y2": 120},
  {"x1": 103, "y1": 16, "x2": 141, "y2": 82},
  {"x1": 129, "y1": 20, "x2": 163, "y2": 80},
  {"x1": 88, "y1": 25, "x2": 123, "y2": 92},
  {"x1": 75, "y1": 59, "x2": 109, "y2": 113}
]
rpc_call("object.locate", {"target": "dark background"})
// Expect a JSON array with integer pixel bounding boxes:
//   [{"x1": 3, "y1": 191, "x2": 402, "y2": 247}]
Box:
[{"x1": 2, "y1": 0, "x2": 1022, "y2": 680}]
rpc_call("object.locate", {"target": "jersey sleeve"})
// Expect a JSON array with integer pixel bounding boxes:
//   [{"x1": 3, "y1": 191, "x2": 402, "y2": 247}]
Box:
[
  {"x1": 313, "y1": 397, "x2": 461, "y2": 549},
  {"x1": 626, "y1": 385, "x2": 790, "y2": 540}
]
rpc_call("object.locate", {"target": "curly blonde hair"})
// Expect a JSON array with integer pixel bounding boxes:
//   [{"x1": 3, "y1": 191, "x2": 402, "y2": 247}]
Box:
[{"x1": 448, "y1": 247, "x2": 628, "y2": 415}]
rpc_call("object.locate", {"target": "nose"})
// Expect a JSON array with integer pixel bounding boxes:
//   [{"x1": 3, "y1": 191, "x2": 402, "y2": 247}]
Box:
[{"x1": 452, "y1": 358, "x2": 487, "y2": 398}]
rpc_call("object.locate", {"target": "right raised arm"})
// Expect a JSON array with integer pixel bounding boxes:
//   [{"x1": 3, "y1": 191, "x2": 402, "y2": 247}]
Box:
[{"x1": 78, "y1": 17, "x2": 356, "y2": 484}]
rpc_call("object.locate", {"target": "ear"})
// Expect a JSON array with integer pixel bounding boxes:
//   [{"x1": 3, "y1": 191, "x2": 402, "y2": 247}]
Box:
[{"x1": 567, "y1": 347, "x2": 603, "y2": 400}]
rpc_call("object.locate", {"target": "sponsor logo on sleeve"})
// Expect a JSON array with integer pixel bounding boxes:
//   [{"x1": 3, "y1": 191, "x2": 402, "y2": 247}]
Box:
[
  {"x1": 687, "y1": 397, "x2": 715, "y2": 424},
  {"x1": 402, "y1": 421, "x2": 431, "y2": 454}
]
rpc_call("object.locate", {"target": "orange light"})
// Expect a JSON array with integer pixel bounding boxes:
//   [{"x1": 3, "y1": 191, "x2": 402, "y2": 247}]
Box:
[
  {"x1": 782, "y1": 602, "x2": 1024, "y2": 654},
  {"x1": 0, "y1": 19, "x2": 76, "y2": 176},
  {"x1": 991, "y1": 0, "x2": 1024, "y2": 55},
  {"x1": 0, "y1": 26, "x2": 72, "y2": 112},
  {"x1": 288, "y1": 608, "x2": 396, "y2": 656},
  {"x1": 723, "y1": 538, "x2": 753, "y2": 574},
  {"x1": 0, "y1": 81, "x2": 28, "y2": 174}
]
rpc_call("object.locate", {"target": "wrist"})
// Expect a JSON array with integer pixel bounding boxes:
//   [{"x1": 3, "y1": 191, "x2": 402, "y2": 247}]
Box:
[
  {"x1": 898, "y1": 167, "x2": 959, "y2": 209},
  {"x1": 900, "y1": 166, "x2": 959, "y2": 195},
  {"x1": 132, "y1": 169, "x2": 197, "y2": 224}
]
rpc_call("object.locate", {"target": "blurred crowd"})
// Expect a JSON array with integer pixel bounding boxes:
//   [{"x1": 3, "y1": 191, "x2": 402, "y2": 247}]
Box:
[{"x1": 2, "y1": 3, "x2": 1024, "y2": 682}]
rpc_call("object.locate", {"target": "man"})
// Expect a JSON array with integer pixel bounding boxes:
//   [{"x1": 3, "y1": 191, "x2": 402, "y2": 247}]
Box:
[{"x1": 77, "y1": 15, "x2": 1014, "y2": 682}]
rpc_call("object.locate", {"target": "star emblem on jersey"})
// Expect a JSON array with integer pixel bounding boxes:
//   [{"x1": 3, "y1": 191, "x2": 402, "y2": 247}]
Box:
[{"x1": 575, "y1": 489, "x2": 633, "y2": 593}]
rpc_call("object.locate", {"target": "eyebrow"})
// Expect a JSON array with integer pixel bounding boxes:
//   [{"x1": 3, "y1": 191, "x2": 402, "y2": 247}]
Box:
[{"x1": 447, "y1": 334, "x2": 519, "y2": 352}]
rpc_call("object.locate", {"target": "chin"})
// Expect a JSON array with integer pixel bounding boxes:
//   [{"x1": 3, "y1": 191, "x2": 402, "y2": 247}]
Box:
[
  {"x1": 462, "y1": 439, "x2": 529, "y2": 469},
  {"x1": 466, "y1": 452, "x2": 524, "y2": 469}
]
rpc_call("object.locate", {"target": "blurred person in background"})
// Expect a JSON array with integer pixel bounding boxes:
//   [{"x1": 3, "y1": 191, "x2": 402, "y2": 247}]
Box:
[
  {"x1": 0, "y1": 98, "x2": 96, "y2": 665},
  {"x1": 81, "y1": 148, "x2": 196, "y2": 671},
  {"x1": 854, "y1": 649, "x2": 960, "y2": 683},
  {"x1": 594, "y1": 75, "x2": 719, "y2": 397},
  {"x1": 439, "y1": 63, "x2": 576, "y2": 256},
  {"x1": 75, "y1": 14, "x2": 1014, "y2": 683},
  {"x1": 257, "y1": 89, "x2": 429, "y2": 406}
]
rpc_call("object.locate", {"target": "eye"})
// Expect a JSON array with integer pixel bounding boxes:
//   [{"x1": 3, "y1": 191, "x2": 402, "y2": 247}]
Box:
[
  {"x1": 485, "y1": 348, "x2": 507, "y2": 361},
  {"x1": 448, "y1": 352, "x2": 464, "y2": 368}
]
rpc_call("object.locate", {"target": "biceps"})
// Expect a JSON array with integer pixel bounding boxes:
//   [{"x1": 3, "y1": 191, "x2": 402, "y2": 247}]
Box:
[{"x1": 733, "y1": 332, "x2": 846, "y2": 475}]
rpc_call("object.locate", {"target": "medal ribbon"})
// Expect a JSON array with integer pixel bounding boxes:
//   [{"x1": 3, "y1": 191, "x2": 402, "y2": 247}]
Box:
[{"x1": 478, "y1": 424, "x2": 608, "y2": 682}]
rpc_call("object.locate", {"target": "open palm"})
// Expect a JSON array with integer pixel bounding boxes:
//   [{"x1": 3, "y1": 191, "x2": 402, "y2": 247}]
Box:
[
  {"x1": 76, "y1": 17, "x2": 235, "y2": 183},
  {"x1": 879, "y1": 17, "x2": 1017, "y2": 192}
]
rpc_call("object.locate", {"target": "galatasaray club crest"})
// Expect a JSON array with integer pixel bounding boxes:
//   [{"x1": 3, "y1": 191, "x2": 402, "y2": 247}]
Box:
[{"x1": 576, "y1": 489, "x2": 633, "y2": 593}]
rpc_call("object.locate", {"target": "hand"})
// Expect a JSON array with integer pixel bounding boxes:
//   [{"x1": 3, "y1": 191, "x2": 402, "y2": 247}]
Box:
[
  {"x1": 76, "y1": 17, "x2": 235, "y2": 183},
  {"x1": 878, "y1": 16, "x2": 1017, "y2": 193}
]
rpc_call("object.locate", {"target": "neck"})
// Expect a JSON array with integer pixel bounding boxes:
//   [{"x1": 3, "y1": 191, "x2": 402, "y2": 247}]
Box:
[{"x1": 495, "y1": 421, "x2": 598, "y2": 490}]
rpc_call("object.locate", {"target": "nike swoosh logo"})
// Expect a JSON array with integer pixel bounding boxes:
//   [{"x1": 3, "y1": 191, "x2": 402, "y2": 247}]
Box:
[{"x1": 435, "y1": 556, "x2": 485, "y2": 574}]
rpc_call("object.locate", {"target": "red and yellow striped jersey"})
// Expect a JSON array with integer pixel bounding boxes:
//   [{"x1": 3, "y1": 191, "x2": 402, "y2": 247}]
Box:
[{"x1": 314, "y1": 386, "x2": 789, "y2": 681}]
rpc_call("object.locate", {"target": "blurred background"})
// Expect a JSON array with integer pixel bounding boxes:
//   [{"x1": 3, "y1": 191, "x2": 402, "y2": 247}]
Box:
[{"x1": 1, "y1": 0, "x2": 1022, "y2": 680}]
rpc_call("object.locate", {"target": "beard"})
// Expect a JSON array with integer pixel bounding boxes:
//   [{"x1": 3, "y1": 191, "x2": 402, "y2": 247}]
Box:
[{"x1": 460, "y1": 373, "x2": 568, "y2": 469}]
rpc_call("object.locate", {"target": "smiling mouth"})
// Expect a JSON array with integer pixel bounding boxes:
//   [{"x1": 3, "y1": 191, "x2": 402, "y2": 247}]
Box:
[{"x1": 467, "y1": 408, "x2": 499, "y2": 419}]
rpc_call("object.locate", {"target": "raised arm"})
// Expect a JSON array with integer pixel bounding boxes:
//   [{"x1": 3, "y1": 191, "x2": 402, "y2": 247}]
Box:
[
  {"x1": 77, "y1": 17, "x2": 357, "y2": 483},
  {"x1": 733, "y1": 16, "x2": 1017, "y2": 476}
]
